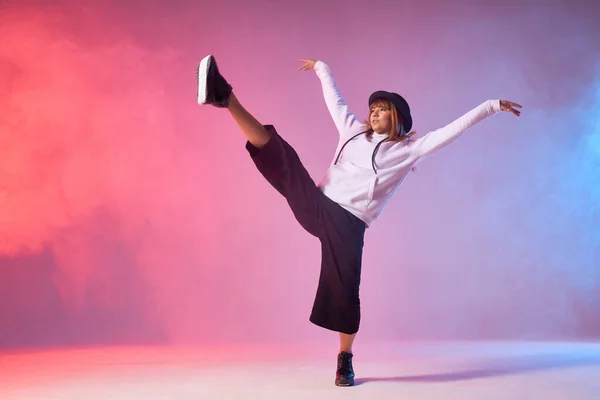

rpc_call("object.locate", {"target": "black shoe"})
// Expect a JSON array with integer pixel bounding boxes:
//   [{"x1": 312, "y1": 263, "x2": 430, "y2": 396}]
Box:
[
  {"x1": 335, "y1": 351, "x2": 355, "y2": 387},
  {"x1": 197, "y1": 54, "x2": 232, "y2": 108}
]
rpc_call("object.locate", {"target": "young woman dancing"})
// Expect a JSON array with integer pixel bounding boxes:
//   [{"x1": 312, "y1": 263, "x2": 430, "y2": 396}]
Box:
[{"x1": 197, "y1": 55, "x2": 522, "y2": 387}]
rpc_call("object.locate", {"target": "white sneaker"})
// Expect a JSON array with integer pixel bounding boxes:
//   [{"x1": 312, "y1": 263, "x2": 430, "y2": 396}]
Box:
[{"x1": 197, "y1": 55, "x2": 232, "y2": 107}]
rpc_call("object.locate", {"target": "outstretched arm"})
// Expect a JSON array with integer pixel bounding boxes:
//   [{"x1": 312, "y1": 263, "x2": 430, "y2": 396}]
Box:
[
  {"x1": 412, "y1": 100, "x2": 522, "y2": 160},
  {"x1": 298, "y1": 59, "x2": 365, "y2": 138}
]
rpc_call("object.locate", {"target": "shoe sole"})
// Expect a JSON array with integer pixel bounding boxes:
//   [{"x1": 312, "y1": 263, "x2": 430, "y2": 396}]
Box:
[
  {"x1": 197, "y1": 55, "x2": 212, "y2": 104},
  {"x1": 335, "y1": 378, "x2": 354, "y2": 387}
]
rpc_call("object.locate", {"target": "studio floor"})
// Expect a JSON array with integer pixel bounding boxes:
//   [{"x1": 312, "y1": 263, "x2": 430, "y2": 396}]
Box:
[{"x1": 1, "y1": 341, "x2": 599, "y2": 399}]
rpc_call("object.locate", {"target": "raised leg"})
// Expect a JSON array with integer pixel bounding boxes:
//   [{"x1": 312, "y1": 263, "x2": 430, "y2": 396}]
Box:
[
  {"x1": 197, "y1": 54, "x2": 272, "y2": 148},
  {"x1": 227, "y1": 92, "x2": 272, "y2": 148}
]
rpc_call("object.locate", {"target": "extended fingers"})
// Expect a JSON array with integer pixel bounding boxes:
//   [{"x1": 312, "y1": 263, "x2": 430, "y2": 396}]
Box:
[
  {"x1": 508, "y1": 101, "x2": 523, "y2": 108},
  {"x1": 500, "y1": 100, "x2": 522, "y2": 116},
  {"x1": 297, "y1": 59, "x2": 310, "y2": 71},
  {"x1": 297, "y1": 59, "x2": 316, "y2": 71}
]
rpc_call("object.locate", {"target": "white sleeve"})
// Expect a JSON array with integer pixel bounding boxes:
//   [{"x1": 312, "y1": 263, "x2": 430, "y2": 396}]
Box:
[
  {"x1": 313, "y1": 61, "x2": 367, "y2": 139},
  {"x1": 411, "y1": 100, "x2": 502, "y2": 160}
]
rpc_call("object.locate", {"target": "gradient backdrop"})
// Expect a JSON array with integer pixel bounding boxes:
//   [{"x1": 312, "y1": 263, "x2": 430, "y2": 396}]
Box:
[{"x1": 1, "y1": 0, "x2": 599, "y2": 349}]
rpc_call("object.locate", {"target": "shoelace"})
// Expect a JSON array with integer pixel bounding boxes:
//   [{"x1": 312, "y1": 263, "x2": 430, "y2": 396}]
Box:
[{"x1": 337, "y1": 353, "x2": 353, "y2": 373}]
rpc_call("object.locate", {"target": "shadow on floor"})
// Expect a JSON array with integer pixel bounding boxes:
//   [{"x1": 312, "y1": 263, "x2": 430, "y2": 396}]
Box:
[{"x1": 355, "y1": 350, "x2": 600, "y2": 385}]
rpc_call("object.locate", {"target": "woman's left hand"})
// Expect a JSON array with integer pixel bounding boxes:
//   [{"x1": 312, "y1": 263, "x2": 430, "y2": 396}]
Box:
[{"x1": 500, "y1": 100, "x2": 522, "y2": 117}]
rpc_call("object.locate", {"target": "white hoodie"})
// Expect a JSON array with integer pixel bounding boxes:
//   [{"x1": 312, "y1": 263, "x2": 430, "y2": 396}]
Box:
[{"x1": 313, "y1": 61, "x2": 502, "y2": 227}]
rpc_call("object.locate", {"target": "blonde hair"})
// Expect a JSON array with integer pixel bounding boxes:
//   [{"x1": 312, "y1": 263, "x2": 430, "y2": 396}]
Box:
[{"x1": 364, "y1": 99, "x2": 416, "y2": 142}]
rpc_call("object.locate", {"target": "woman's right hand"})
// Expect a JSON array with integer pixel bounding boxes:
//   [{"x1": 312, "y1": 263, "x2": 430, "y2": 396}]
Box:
[{"x1": 297, "y1": 59, "x2": 317, "y2": 71}]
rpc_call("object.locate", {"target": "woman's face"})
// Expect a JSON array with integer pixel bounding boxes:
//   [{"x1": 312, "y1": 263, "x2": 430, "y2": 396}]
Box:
[{"x1": 369, "y1": 102, "x2": 393, "y2": 134}]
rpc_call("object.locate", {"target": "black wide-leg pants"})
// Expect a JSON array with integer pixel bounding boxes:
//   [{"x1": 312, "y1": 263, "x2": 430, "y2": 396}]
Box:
[{"x1": 245, "y1": 125, "x2": 366, "y2": 335}]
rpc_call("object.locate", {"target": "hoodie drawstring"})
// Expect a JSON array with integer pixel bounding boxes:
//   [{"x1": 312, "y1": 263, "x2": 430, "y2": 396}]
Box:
[{"x1": 334, "y1": 131, "x2": 389, "y2": 174}]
